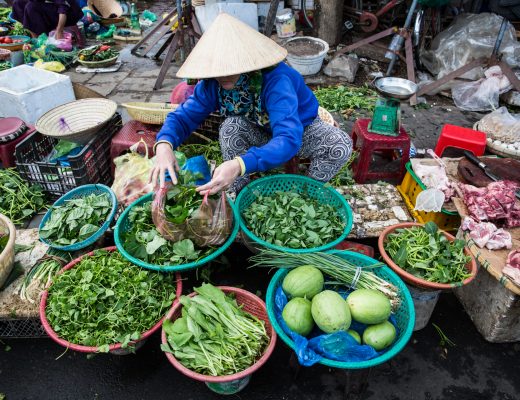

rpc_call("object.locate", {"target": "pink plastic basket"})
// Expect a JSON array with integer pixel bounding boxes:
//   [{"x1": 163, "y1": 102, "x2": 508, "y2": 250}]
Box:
[
  {"x1": 161, "y1": 286, "x2": 277, "y2": 384},
  {"x1": 39, "y1": 246, "x2": 183, "y2": 354}
]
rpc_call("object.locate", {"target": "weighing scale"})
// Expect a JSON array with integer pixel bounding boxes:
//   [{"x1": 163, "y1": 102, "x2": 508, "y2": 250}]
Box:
[{"x1": 368, "y1": 77, "x2": 418, "y2": 136}]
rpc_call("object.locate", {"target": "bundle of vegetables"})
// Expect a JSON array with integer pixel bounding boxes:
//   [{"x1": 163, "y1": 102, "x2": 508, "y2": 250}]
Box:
[
  {"x1": 0, "y1": 36, "x2": 24, "y2": 44},
  {"x1": 78, "y1": 44, "x2": 118, "y2": 62},
  {"x1": 9, "y1": 22, "x2": 28, "y2": 36},
  {"x1": 313, "y1": 85, "x2": 377, "y2": 116},
  {"x1": 250, "y1": 250, "x2": 400, "y2": 307},
  {"x1": 161, "y1": 283, "x2": 269, "y2": 376},
  {"x1": 243, "y1": 191, "x2": 345, "y2": 249},
  {"x1": 0, "y1": 61, "x2": 10, "y2": 71},
  {"x1": 0, "y1": 232, "x2": 8, "y2": 254},
  {"x1": 178, "y1": 140, "x2": 223, "y2": 165},
  {"x1": 384, "y1": 222, "x2": 472, "y2": 284},
  {"x1": 46, "y1": 250, "x2": 177, "y2": 352},
  {"x1": 0, "y1": 169, "x2": 46, "y2": 224},
  {"x1": 40, "y1": 193, "x2": 112, "y2": 246},
  {"x1": 0, "y1": 7, "x2": 10, "y2": 23}
]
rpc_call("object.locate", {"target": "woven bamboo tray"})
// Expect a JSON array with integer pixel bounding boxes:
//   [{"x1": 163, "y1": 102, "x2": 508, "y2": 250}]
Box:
[
  {"x1": 77, "y1": 55, "x2": 119, "y2": 68},
  {"x1": 72, "y1": 82, "x2": 106, "y2": 99},
  {"x1": 122, "y1": 102, "x2": 178, "y2": 125}
]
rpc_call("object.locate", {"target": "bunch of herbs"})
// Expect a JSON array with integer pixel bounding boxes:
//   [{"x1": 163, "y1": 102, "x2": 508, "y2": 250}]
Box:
[
  {"x1": 164, "y1": 185, "x2": 203, "y2": 224},
  {"x1": 178, "y1": 140, "x2": 223, "y2": 165},
  {"x1": 161, "y1": 283, "x2": 268, "y2": 376},
  {"x1": 384, "y1": 222, "x2": 472, "y2": 284},
  {"x1": 243, "y1": 191, "x2": 345, "y2": 249},
  {"x1": 314, "y1": 85, "x2": 377, "y2": 116},
  {"x1": 46, "y1": 249, "x2": 177, "y2": 352},
  {"x1": 40, "y1": 193, "x2": 112, "y2": 246},
  {"x1": 330, "y1": 150, "x2": 359, "y2": 187}
]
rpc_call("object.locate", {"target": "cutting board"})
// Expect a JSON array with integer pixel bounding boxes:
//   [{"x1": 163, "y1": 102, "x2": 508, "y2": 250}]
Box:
[{"x1": 458, "y1": 157, "x2": 520, "y2": 187}]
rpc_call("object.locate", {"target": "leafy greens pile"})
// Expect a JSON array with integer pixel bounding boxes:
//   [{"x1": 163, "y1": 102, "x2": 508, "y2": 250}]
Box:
[
  {"x1": 46, "y1": 250, "x2": 178, "y2": 352},
  {"x1": 0, "y1": 232, "x2": 8, "y2": 254},
  {"x1": 161, "y1": 283, "x2": 268, "y2": 376},
  {"x1": 243, "y1": 191, "x2": 345, "y2": 249},
  {"x1": 0, "y1": 169, "x2": 46, "y2": 224},
  {"x1": 313, "y1": 85, "x2": 377, "y2": 116},
  {"x1": 384, "y1": 222, "x2": 472, "y2": 284},
  {"x1": 40, "y1": 193, "x2": 112, "y2": 246}
]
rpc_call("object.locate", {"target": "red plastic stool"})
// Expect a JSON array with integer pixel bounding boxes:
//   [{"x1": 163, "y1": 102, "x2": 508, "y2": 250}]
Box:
[
  {"x1": 351, "y1": 119, "x2": 410, "y2": 184},
  {"x1": 0, "y1": 118, "x2": 35, "y2": 168},
  {"x1": 434, "y1": 124, "x2": 486, "y2": 157},
  {"x1": 110, "y1": 120, "x2": 159, "y2": 174}
]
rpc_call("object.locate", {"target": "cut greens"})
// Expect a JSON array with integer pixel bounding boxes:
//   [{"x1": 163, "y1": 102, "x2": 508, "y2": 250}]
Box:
[
  {"x1": 161, "y1": 284, "x2": 269, "y2": 376},
  {"x1": 46, "y1": 249, "x2": 177, "y2": 352},
  {"x1": 0, "y1": 233, "x2": 8, "y2": 254},
  {"x1": 383, "y1": 222, "x2": 472, "y2": 284},
  {"x1": 40, "y1": 193, "x2": 112, "y2": 246},
  {"x1": 242, "y1": 191, "x2": 345, "y2": 249}
]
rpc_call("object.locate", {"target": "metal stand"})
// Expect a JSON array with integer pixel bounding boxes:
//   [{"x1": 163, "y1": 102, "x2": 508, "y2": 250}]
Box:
[{"x1": 417, "y1": 17, "x2": 520, "y2": 97}]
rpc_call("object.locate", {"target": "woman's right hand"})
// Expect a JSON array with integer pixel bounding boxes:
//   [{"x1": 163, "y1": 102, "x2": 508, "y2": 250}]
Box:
[{"x1": 149, "y1": 142, "x2": 179, "y2": 188}]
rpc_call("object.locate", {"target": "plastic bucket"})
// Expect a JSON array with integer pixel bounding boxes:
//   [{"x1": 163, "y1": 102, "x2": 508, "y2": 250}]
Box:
[
  {"x1": 206, "y1": 376, "x2": 251, "y2": 395},
  {"x1": 284, "y1": 36, "x2": 329, "y2": 76},
  {"x1": 406, "y1": 283, "x2": 441, "y2": 331}
]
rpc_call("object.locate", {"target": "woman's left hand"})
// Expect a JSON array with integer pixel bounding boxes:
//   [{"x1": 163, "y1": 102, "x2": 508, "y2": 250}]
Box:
[
  {"x1": 196, "y1": 159, "x2": 241, "y2": 195},
  {"x1": 54, "y1": 30, "x2": 64, "y2": 40}
]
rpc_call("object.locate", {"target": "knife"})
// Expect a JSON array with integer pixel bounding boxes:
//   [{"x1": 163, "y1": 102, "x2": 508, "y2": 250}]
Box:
[{"x1": 463, "y1": 151, "x2": 520, "y2": 200}]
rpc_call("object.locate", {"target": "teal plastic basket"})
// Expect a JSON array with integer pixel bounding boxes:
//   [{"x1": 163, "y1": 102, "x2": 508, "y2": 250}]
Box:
[
  {"x1": 265, "y1": 250, "x2": 415, "y2": 369},
  {"x1": 236, "y1": 174, "x2": 353, "y2": 254},
  {"x1": 114, "y1": 192, "x2": 240, "y2": 272},
  {"x1": 39, "y1": 184, "x2": 118, "y2": 252}
]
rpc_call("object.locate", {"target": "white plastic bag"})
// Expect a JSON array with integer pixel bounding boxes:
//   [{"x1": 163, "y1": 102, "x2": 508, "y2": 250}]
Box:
[
  {"x1": 47, "y1": 31, "x2": 73, "y2": 52},
  {"x1": 415, "y1": 189, "x2": 445, "y2": 212},
  {"x1": 475, "y1": 106, "x2": 520, "y2": 144}
]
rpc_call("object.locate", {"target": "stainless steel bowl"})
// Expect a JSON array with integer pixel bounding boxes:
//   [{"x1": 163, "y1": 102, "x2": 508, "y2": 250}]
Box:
[{"x1": 374, "y1": 77, "x2": 417, "y2": 100}]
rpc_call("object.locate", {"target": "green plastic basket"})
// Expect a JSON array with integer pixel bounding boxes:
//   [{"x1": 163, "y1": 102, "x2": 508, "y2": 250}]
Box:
[
  {"x1": 265, "y1": 250, "x2": 415, "y2": 369},
  {"x1": 114, "y1": 192, "x2": 240, "y2": 272},
  {"x1": 236, "y1": 174, "x2": 353, "y2": 254}
]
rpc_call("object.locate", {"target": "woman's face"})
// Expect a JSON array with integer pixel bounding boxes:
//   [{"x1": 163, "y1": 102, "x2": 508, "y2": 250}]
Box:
[{"x1": 216, "y1": 74, "x2": 240, "y2": 90}]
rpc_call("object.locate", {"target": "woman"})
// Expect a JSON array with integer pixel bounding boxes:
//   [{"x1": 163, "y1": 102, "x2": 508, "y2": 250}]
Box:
[
  {"x1": 12, "y1": 0, "x2": 84, "y2": 38},
  {"x1": 151, "y1": 13, "x2": 352, "y2": 195}
]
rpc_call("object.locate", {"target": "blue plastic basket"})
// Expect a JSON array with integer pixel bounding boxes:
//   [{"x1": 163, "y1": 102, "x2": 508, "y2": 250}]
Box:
[
  {"x1": 265, "y1": 250, "x2": 415, "y2": 369},
  {"x1": 236, "y1": 174, "x2": 353, "y2": 254},
  {"x1": 38, "y1": 184, "x2": 118, "y2": 252},
  {"x1": 114, "y1": 192, "x2": 240, "y2": 272}
]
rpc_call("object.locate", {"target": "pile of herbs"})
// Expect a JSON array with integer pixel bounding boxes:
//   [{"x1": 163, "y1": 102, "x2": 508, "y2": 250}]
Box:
[
  {"x1": 161, "y1": 283, "x2": 268, "y2": 376},
  {"x1": 314, "y1": 85, "x2": 377, "y2": 117},
  {"x1": 243, "y1": 191, "x2": 345, "y2": 249},
  {"x1": 330, "y1": 150, "x2": 359, "y2": 187},
  {"x1": 178, "y1": 140, "x2": 223, "y2": 165},
  {"x1": 40, "y1": 193, "x2": 112, "y2": 246},
  {"x1": 163, "y1": 185, "x2": 203, "y2": 224},
  {"x1": 384, "y1": 222, "x2": 472, "y2": 284},
  {"x1": 0, "y1": 169, "x2": 46, "y2": 224},
  {"x1": 46, "y1": 250, "x2": 177, "y2": 352}
]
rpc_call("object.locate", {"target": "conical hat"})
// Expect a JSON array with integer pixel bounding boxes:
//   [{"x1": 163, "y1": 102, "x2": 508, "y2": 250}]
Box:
[
  {"x1": 177, "y1": 13, "x2": 287, "y2": 79},
  {"x1": 87, "y1": 0, "x2": 123, "y2": 18}
]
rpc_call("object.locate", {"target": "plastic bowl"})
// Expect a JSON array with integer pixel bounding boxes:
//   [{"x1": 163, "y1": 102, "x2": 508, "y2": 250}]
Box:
[{"x1": 378, "y1": 222, "x2": 477, "y2": 290}]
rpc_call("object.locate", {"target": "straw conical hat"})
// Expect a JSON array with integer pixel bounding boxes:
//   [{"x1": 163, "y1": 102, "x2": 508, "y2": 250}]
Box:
[
  {"x1": 87, "y1": 0, "x2": 123, "y2": 18},
  {"x1": 177, "y1": 13, "x2": 287, "y2": 79}
]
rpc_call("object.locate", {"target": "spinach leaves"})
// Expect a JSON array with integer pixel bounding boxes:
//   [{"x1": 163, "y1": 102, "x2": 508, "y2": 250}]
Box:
[
  {"x1": 46, "y1": 250, "x2": 177, "y2": 352},
  {"x1": 243, "y1": 191, "x2": 345, "y2": 249},
  {"x1": 40, "y1": 193, "x2": 112, "y2": 245}
]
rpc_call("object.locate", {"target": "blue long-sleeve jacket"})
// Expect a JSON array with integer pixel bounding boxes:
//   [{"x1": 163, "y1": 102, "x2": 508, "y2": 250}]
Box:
[{"x1": 156, "y1": 63, "x2": 319, "y2": 174}]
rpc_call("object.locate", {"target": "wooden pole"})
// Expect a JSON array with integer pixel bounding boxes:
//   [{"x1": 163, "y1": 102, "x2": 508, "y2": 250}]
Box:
[{"x1": 314, "y1": 0, "x2": 345, "y2": 46}]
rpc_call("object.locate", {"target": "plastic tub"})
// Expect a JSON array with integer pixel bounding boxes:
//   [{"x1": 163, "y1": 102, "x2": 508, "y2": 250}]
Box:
[
  {"x1": 405, "y1": 283, "x2": 441, "y2": 331},
  {"x1": 284, "y1": 36, "x2": 329, "y2": 76}
]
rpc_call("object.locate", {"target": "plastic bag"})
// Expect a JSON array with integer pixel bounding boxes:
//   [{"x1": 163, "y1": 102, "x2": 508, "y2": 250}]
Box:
[
  {"x1": 47, "y1": 31, "x2": 73, "y2": 52},
  {"x1": 34, "y1": 59, "x2": 66, "y2": 72},
  {"x1": 111, "y1": 139, "x2": 154, "y2": 207},
  {"x1": 411, "y1": 152, "x2": 455, "y2": 203},
  {"x1": 475, "y1": 106, "x2": 520, "y2": 144},
  {"x1": 415, "y1": 189, "x2": 445, "y2": 212}
]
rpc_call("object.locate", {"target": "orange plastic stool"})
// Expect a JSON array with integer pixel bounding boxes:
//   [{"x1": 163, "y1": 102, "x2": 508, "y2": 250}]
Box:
[
  {"x1": 434, "y1": 124, "x2": 486, "y2": 157},
  {"x1": 352, "y1": 119, "x2": 410, "y2": 183}
]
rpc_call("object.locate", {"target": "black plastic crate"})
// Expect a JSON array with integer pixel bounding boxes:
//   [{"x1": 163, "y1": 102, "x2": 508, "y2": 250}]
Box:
[
  {"x1": 15, "y1": 113, "x2": 122, "y2": 200},
  {"x1": 0, "y1": 318, "x2": 47, "y2": 339}
]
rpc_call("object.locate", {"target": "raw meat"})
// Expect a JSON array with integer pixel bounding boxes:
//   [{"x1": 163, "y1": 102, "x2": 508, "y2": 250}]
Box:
[
  {"x1": 485, "y1": 229, "x2": 512, "y2": 250},
  {"x1": 503, "y1": 250, "x2": 520, "y2": 286},
  {"x1": 461, "y1": 217, "x2": 512, "y2": 250}
]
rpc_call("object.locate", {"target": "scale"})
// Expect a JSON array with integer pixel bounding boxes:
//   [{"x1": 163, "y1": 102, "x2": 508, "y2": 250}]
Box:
[{"x1": 368, "y1": 77, "x2": 418, "y2": 136}]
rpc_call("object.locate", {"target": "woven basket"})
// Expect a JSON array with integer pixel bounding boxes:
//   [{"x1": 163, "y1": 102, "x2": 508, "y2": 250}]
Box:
[
  {"x1": 486, "y1": 140, "x2": 520, "y2": 160},
  {"x1": 77, "y1": 55, "x2": 119, "y2": 68},
  {"x1": 87, "y1": 0, "x2": 123, "y2": 18},
  {"x1": 0, "y1": 35, "x2": 30, "y2": 51},
  {"x1": 378, "y1": 222, "x2": 477, "y2": 290},
  {"x1": 0, "y1": 213, "x2": 16, "y2": 288},
  {"x1": 266, "y1": 250, "x2": 415, "y2": 370},
  {"x1": 39, "y1": 246, "x2": 183, "y2": 354},
  {"x1": 39, "y1": 184, "x2": 118, "y2": 251},
  {"x1": 72, "y1": 82, "x2": 106, "y2": 99},
  {"x1": 36, "y1": 98, "x2": 118, "y2": 144},
  {"x1": 100, "y1": 17, "x2": 126, "y2": 27},
  {"x1": 114, "y1": 192, "x2": 240, "y2": 272},
  {"x1": 236, "y1": 174, "x2": 353, "y2": 254},
  {"x1": 162, "y1": 287, "x2": 276, "y2": 389},
  {"x1": 0, "y1": 48, "x2": 10, "y2": 61},
  {"x1": 122, "y1": 102, "x2": 178, "y2": 125}
]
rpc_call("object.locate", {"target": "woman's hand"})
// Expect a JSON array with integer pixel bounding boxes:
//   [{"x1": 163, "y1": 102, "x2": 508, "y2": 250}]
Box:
[
  {"x1": 196, "y1": 159, "x2": 241, "y2": 195},
  {"x1": 149, "y1": 142, "x2": 180, "y2": 188},
  {"x1": 54, "y1": 30, "x2": 64, "y2": 40}
]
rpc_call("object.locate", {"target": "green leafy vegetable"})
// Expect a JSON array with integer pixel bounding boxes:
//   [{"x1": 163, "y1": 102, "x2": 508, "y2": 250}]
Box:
[
  {"x1": 314, "y1": 85, "x2": 377, "y2": 117},
  {"x1": 40, "y1": 193, "x2": 112, "y2": 246},
  {"x1": 46, "y1": 250, "x2": 177, "y2": 351},
  {"x1": 178, "y1": 140, "x2": 223, "y2": 165},
  {"x1": 330, "y1": 150, "x2": 359, "y2": 187},
  {"x1": 384, "y1": 222, "x2": 472, "y2": 284},
  {"x1": 161, "y1": 283, "x2": 269, "y2": 376},
  {"x1": 0, "y1": 233, "x2": 8, "y2": 254},
  {"x1": 243, "y1": 191, "x2": 345, "y2": 249}
]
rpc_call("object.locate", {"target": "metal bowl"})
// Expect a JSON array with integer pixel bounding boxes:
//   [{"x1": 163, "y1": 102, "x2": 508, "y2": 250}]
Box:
[{"x1": 374, "y1": 77, "x2": 417, "y2": 100}]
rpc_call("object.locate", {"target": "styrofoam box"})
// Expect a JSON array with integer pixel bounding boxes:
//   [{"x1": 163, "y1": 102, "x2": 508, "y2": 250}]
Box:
[{"x1": 0, "y1": 65, "x2": 75, "y2": 125}]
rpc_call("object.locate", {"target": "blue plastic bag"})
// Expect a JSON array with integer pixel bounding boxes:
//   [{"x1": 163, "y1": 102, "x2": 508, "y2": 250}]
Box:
[{"x1": 165, "y1": 154, "x2": 211, "y2": 186}]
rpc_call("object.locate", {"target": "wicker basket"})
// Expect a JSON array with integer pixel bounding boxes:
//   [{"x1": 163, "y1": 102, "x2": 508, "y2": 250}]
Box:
[
  {"x1": 122, "y1": 102, "x2": 178, "y2": 125},
  {"x1": 0, "y1": 48, "x2": 10, "y2": 61},
  {"x1": 72, "y1": 82, "x2": 106, "y2": 99},
  {"x1": 77, "y1": 55, "x2": 119, "y2": 68},
  {"x1": 0, "y1": 213, "x2": 16, "y2": 288},
  {"x1": 35, "y1": 98, "x2": 118, "y2": 144}
]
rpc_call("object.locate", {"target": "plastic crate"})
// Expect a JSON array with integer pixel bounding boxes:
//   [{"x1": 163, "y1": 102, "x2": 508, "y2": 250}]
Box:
[
  {"x1": 396, "y1": 162, "x2": 460, "y2": 232},
  {"x1": 15, "y1": 113, "x2": 122, "y2": 200},
  {"x1": 0, "y1": 317, "x2": 47, "y2": 338}
]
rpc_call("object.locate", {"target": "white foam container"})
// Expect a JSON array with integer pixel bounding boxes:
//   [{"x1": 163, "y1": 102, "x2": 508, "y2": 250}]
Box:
[{"x1": 0, "y1": 65, "x2": 75, "y2": 125}]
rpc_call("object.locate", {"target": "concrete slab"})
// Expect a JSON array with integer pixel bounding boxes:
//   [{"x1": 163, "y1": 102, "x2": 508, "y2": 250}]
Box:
[
  {"x1": 108, "y1": 91, "x2": 149, "y2": 104},
  {"x1": 64, "y1": 71, "x2": 95, "y2": 84},
  {"x1": 85, "y1": 81, "x2": 119, "y2": 97},
  {"x1": 148, "y1": 92, "x2": 172, "y2": 103},
  {"x1": 115, "y1": 77, "x2": 158, "y2": 92},
  {"x1": 88, "y1": 71, "x2": 131, "y2": 85}
]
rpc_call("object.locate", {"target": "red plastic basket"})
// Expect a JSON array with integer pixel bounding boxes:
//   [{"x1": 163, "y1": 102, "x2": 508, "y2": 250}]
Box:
[
  {"x1": 378, "y1": 222, "x2": 477, "y2": 290},
  {"x1": 39, "y1": 246, "x2": 183, "y2": 354},
  {"x1": 161, "y1": 286, "x2": 277, "y2": 383}
]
